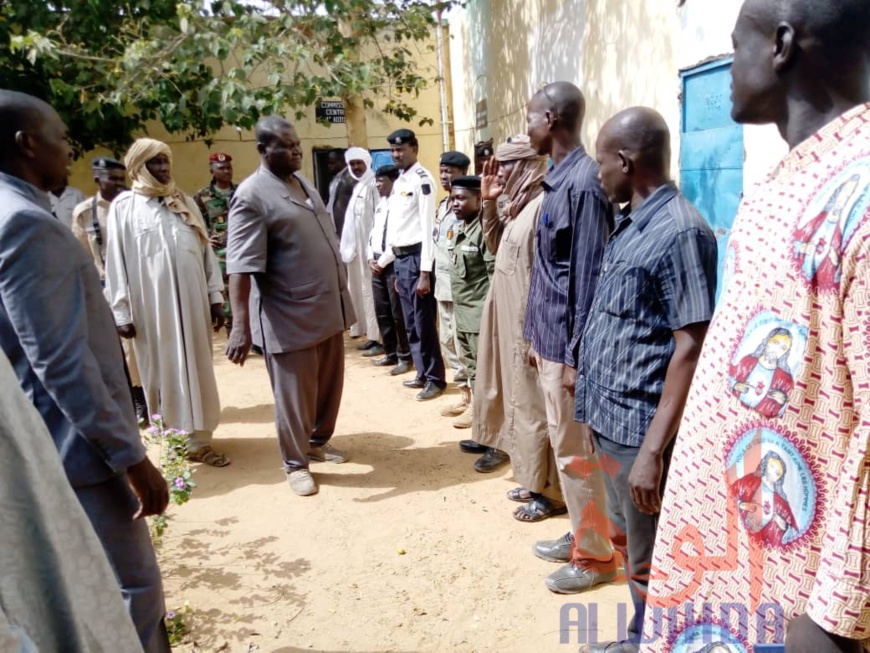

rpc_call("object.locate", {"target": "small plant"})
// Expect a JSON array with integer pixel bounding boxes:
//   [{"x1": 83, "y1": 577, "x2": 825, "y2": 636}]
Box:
[
  {"x1": 145, "y1": 414, "x2": 196, "y2": 544},
  {"x1": 165, "y1": 602, "x2": 192, "y2": 646}
]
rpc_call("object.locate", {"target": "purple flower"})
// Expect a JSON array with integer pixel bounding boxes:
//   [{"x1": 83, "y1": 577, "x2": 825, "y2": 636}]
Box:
[
  {"x1": 166, "y1": 610, "x2": 176, "y2": 620},
  {"x1": 151, "y1": 413, "x2": 163, "y2": 422},
  {"x1": 174, "y1": 477, "x2": 186, "y2": 489}
]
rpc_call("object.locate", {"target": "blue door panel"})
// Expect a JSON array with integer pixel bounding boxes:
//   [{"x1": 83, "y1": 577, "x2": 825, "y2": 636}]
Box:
[
  {"x1": 682, "y1": 60, "x2": 738, "y2": 133},
  {"x1": 680, "y1": 59, "x2": 744, "y2": 303},
  {"x1": 680, "y1": 168, "x2": 742, "y2": 290},
  {"x1": 681, "y1": 126, "x2": 744, "y2": 171}
]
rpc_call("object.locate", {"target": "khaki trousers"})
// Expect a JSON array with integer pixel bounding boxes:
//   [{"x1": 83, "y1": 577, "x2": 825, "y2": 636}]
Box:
[
  {"x1": 437, "y1": 299, "x2": 468, "y2": 384},
  {"x1": 534, "y1": 354, "x2": 615, "y2": 570}
]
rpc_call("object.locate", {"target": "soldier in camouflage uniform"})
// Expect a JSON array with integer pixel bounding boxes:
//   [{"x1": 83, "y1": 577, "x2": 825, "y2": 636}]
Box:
[{"x1": 194, "y1": 152, "x2": 238, "y2": 333}]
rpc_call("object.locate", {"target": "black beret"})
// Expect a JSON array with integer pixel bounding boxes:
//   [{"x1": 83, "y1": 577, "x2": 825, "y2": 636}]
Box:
[
  {"x1": 450, "y1": 175, "x2": 481, "y2": 191},
  {"x1": 475, "y1": 144, "x2": 494, "y2": 158},
  {"x1": 375, "y1": 164, "x2": 400, "y2": 180},
  {"x1": 387, "y1": 129, "x2": 416, "y2": 146},
  {"x1": 439, "y1": 151, "x2": 470, "y2": 168},
  {"x1": 92, "y1": 156, "x2": 125, "y2": 171}
]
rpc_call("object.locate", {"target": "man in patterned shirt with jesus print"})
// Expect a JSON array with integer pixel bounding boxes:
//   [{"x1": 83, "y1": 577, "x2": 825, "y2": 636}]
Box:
[{"x1": 643, "y1": 1, "x2": 870, "y2": 652}]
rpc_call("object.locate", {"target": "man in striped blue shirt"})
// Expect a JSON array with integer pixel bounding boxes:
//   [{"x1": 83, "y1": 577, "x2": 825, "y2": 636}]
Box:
[
  {"x1": 523, "y1": 81, "x2": 618, "y2": 592},
  {"x1": 575, "y1": 107, "x2": 717, "y2": 653}
]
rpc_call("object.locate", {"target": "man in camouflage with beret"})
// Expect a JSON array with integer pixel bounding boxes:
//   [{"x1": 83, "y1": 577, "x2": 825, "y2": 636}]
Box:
[{"x1": 194, "y1": 152, "x2": 238, "y2": 333}]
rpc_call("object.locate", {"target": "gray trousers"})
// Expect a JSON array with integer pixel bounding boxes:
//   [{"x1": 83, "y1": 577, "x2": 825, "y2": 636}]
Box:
[
  {"x1": 592, "y1": 432, "x2": 672, "y2": 642},
  {"x1": 265, "y1": 332, "x2": 345, "y2": 472},
  {"x1": 76, "y1": 475, "x2": 171, "y2": 653}
]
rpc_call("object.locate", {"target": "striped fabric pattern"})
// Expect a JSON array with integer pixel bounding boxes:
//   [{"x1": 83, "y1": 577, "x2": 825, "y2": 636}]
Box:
[
  {"x1": 523, "y1": 146, "x2": 613, "y2": 367},
  {"x1": 574, "y1": 183, "x2": 718, "y2": 447}
]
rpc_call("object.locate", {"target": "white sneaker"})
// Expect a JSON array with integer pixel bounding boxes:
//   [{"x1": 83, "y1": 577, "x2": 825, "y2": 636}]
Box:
[
  {"x1": 287, "y1": 469, "x2": 318, "y2": 496},
  {"x1": 309, "y1": 443, "x2": 348, "y2": 464}
]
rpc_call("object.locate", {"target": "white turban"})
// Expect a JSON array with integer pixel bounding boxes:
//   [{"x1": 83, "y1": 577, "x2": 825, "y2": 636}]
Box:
[{"x1": 345, "y1": 147, "x2": 373, "y2": 180}]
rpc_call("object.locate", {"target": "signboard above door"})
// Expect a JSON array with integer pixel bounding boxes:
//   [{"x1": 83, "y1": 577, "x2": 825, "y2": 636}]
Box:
[
  {"x1": 475, "y1": 99, "x2": 488, "y2": 129},
  {"x1": 316, "y1": 100, "x2": 346, "y2": 124}
]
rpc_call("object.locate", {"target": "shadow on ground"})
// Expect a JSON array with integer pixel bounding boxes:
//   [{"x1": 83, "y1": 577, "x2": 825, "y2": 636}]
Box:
[
  {"x1": 219, "y1": 403, "x2": 275, "y2": 424},
  {"x1": 190, "y1": 432, "x2": 500, "y2": 502},
  {"x1": 160, "y1": 517, "x2": 309, "y2": 649}
]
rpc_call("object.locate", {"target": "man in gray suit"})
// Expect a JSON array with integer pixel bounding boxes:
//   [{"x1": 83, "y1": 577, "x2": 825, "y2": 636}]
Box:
[
  {"x1": 0, "y1": 89, "x2": 171, "y2": 651},
  {"x1": 226, "y1": 116, "x2": 355, "y2": 496}
]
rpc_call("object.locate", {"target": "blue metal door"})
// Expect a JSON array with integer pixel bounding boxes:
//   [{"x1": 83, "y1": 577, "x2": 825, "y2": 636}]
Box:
[{"x1": 680, "y1": 58, "x2": 744, "y2": 302}]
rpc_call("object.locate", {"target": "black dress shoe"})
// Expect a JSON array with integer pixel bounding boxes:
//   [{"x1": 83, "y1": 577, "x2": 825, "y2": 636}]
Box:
[
  {"x1": 416, "y1": 381, "x2": 445, "y2": 401},
  {"x1": 403, "y1": 377, "x2": 425, "y2": 389},
  {"x1": 356, "y1": 339, "x2": 380, "y2": 351},
  {"x1": 362, "y1": 344, "x2": 385, "y2": 357},
  {"x1": 131, "y1": 386, "x2": 149, "y2": 424},
  {"x1": 390, "y1": 360, "x2": 413, "y2": 376},
  {"x1": 474, "y1": 448, "x2": 510, "y2": 473},
  {"x1": 374, "y1": 355, "x2": 398, "y2": 367},
  {"x1": 459, "y1": 439, "x2": 488, "y2": 454}
]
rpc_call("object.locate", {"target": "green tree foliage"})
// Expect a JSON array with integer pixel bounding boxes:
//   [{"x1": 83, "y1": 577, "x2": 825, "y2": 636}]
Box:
[{"x1": 1, "y1": 1, "x2": 455, "y2": 155}]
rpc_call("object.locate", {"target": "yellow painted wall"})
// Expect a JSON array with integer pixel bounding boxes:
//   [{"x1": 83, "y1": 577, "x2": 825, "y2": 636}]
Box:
[{"x1": 68, "y1": 31, "x2": 447, "y2": 199}]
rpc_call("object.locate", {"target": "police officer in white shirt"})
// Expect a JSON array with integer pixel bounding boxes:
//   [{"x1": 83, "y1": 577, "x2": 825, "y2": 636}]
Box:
[{"x1": 386, "y1": 128, "x2": 446, "y2": 401}]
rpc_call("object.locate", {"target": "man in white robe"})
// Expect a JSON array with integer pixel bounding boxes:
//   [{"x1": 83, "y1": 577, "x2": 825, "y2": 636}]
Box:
[
  {"x1": 340, "y1": 147, "x2": 382, "y2": 353},
  {"x1": 105, "y1": 138, "x2": 229, "y2": 467}
]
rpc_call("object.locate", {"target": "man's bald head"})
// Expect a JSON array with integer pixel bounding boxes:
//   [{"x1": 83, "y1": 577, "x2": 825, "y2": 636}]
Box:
[
  {"x1": 0, "y1": 90, "x2": 71, "y2": 192},
  {"x1": 752, "y1": 0, "x2": 870, "y2": 57},
  {"x1": 0, "y1": 91, "x2": 54, "y2": 163},
  {"x1": 255, "y1": 115, "x2": 294, "y2": 148},
  {"x1": 600, "y1": 107, "x2": 670, "y2": 173},
  {"x1": 526, "y1": 82, "x2": 586, "y2": 156},
  {"x1": 595, "y1": 107, "x2": 671, "y2": 205},
  {"x1": 255, "y1": 115, "x2": 302, "y2": 178},
  {"x1": 730, "y1": 0, "x2": 870, "y2": 132},
  {"x1": 534, "y1": 82, "x2": 586, "y2": 132}
]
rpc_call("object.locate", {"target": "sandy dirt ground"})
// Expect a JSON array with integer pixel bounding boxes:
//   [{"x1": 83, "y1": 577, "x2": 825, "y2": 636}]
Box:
[{"x1": 164, "y1": 333, "x2": 628, "y2": 653}]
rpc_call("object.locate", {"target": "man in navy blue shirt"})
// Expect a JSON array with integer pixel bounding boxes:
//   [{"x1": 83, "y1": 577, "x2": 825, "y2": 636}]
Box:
[
  {"x1": 576, "y1": 107, "x2": 717, "y2": 653},
  {"x1": 523, "y1": 81, "x2": 618, "y2": 592}
]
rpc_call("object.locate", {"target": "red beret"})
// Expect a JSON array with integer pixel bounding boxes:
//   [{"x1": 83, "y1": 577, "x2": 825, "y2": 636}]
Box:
[{"x1": 209, "y1": 152, "x2": 232, "y2": 163}]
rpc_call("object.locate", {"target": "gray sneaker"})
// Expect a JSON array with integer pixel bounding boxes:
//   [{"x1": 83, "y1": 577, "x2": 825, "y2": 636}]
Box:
[
  {"x1": 533, "y1": 531, "x2": 574, "y2": 563},
  {"x1": 309, "y1": 443, "x2": 348, "y2": 464},
  {"x1": 545, "y1": 562, "x2": 616, "y2": 594},
  {"x1": 287, "y1": 469, "x2": 318, "y2": 496}
]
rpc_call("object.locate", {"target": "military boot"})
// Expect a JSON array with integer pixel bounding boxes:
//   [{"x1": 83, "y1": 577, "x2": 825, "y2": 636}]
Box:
[
  {"x1": 452, "y1": 389, "x2": 474, "y2": 429},
  {"x1": 441, "y1": 385, "x2": 470, "y2": 417}
]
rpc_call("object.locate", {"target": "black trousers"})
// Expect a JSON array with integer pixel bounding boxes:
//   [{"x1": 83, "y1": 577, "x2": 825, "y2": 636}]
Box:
[
  {"x1": 591, "y1": 431, "x2": 673, "y2": 643},
  {"x1": 371, "y1": 261, "x2": 410, "y2": 361},
  {"x1": 394, "y1": 251, "x2": 446, "y2": 386}
]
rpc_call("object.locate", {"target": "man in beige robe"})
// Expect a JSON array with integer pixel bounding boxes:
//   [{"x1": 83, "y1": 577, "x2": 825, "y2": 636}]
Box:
[
  {"x1": 472, "y1": 136, "x2": 565, "y2": 520},
  {"x1": 105, "y1": 138, "x2": 229, "y2": 467}
]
